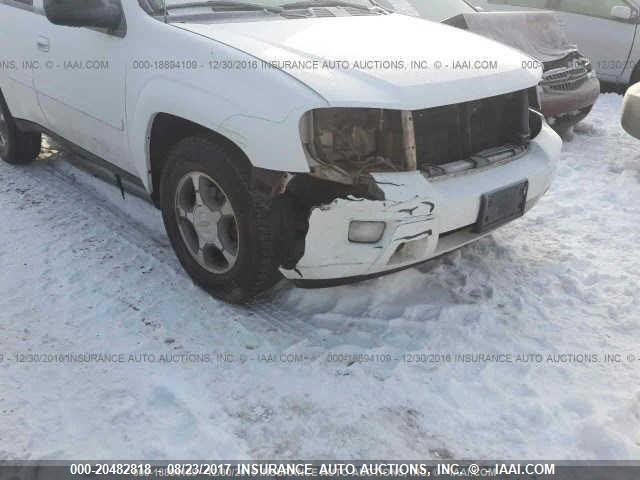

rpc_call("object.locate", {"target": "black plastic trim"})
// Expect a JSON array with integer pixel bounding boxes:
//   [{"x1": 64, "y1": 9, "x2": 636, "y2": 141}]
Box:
[
  {"x1": 14, "y1": 118, "x2": 152, "y2": 203},
  {"x1": 292, "y1": 246, "x2": 460, "y2": 289}
]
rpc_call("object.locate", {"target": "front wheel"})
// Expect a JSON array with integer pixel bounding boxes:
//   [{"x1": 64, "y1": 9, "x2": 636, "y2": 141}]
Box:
[
  {"x1": 0, "y1": 94, "x2": 41, "y2": 165},
  {"x1": 160, "y1": 135, "x2": 282, "y2": 303}
]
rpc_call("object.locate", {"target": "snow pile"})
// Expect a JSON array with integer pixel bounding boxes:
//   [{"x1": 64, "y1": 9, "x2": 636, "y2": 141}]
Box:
[{"x1": 1, "y1": 94, "x2": 639, "y2": 460}]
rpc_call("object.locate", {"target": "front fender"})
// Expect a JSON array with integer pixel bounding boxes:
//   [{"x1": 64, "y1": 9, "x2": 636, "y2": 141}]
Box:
[
  {"x1": 128, "y1": 77, "x2": 325, "y2": 192},
  {"x1": 129, "y1": 77, "x2": 239, "y2": 190},
  {"x1": 217, "y1": 107, "x2": 317, "y2": 175}
]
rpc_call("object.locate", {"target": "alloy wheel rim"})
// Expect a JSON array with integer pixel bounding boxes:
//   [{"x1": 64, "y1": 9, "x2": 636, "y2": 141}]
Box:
[{"x1": 174, "y1": 171, "x2": 239, "y2": 274}]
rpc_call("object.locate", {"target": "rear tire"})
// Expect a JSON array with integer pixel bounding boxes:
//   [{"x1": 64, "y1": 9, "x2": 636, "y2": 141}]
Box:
[
  {"x1": 160, "y1": 134, "x2": 282, "y2": 303},
  {"x1": 0, "y1": 94, "x2": 41, "y2": 165}
]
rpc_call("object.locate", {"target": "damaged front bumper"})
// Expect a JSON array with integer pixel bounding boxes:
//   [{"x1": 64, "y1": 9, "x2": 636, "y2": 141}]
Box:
[
  {"x1": 281, "y1": 123, "x2": 561, "y2": 283},
  {"x1": 540, "y1": 72, "x2": 600, "y2": 120}
]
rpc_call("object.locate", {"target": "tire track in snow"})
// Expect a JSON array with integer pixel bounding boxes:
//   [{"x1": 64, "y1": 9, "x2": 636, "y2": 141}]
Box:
[
  {"x1": 39, "y1": 146, "x2": 339, "y2": 344},
  {"x1": 5, "y1": 151, "x2": 318, "y2": 346}
]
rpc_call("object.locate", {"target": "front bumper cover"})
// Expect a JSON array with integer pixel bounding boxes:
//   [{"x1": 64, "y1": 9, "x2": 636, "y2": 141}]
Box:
[
  {"x1": 540, "y1": 74, "x2": 600, "y2": 118},
  {"x1": 281, "y1": 123, "x2": 561, "y2": 282}
]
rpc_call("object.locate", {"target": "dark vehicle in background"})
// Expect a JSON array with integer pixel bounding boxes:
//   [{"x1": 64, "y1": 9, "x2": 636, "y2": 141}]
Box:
[{"x1": 377, "y1": 0, "x2": 600, "y2": 131}]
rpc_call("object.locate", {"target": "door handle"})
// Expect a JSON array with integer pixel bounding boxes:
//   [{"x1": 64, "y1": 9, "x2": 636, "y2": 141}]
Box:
[{"x1": 36, "y1": 36, "x2": 50, "y2": 52}]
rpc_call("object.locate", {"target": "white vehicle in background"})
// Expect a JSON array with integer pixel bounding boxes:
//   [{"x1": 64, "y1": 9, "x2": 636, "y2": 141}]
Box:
[
  {"x1": 0, "y1": 0, "x2": 560, "y2": 303},
  {"x1": 470, "y1": 0, "x2": 640, "y2": 87},
  {"x1": 622, "y1": 82, "x2": 640, "y2": 137}
]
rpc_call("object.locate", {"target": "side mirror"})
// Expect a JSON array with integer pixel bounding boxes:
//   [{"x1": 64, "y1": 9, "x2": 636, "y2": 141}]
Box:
[
  {"x1": 44, "y1": 0, "x2": 123, "y2": 31},
  {"x1": 611, "y1": 5, "x2": 633, "y2": 21}
]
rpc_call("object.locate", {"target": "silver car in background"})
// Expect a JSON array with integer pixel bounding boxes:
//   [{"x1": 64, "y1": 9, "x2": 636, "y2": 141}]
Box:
[{"x1": 470, "y1": 0, "x2": 640, "y2": 87}]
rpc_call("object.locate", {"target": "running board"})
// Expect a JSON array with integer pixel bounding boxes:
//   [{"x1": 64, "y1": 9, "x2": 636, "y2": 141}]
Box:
[{"x1": 14, "y1": 119, "x2": 154, "y2": 205}]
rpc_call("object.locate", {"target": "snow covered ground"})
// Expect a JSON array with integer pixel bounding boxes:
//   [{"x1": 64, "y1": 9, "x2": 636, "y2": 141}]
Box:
[{"x1": 1, "y1": 94, "x2": 639, "y2": 460}]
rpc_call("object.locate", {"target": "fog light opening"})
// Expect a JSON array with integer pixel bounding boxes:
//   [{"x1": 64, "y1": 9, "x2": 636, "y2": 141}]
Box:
[{"x1": 348, "y1": 221, "x2": 386, "y2": 244}]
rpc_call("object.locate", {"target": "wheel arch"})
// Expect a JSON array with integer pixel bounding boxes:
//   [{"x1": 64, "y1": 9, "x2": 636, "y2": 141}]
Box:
[
  {"x1": 146, "y1": 113, "x2": 252, "y2": 207},
  {"x1": 129, "y1": 76, "x2": 315, "y2": 201}
]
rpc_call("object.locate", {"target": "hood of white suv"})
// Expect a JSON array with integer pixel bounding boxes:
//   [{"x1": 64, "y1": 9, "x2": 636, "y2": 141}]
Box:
[{"x1": 177, "y1": 14, "x2": 541, "y2": 109}]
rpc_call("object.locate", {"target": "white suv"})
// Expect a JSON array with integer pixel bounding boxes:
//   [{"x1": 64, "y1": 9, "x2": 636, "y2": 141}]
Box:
[{"x1": 0, "y1": 0, "x2": 561, "y2": 302}]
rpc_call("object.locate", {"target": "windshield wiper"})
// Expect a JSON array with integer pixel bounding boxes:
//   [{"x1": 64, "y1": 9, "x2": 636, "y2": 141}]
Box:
[
  {"x1": 279, "y1": 0, "x2": 373, "y2": 11},
  {"x1": 140, "y1": 0, "x2": 166, "y2": 14},
  {"x1": 166, "y1": 1, "x2": 283, "y2": 13},
  {"x1": 368, "y1": 0, "x2": 392, "y2": 12}
]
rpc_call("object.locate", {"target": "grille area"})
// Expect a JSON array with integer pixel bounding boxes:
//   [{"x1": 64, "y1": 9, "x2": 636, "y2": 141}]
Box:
[
  {"x1": 542, "y1": 52, "x2": 591, "y2": 92},
  {"x1": 543, "y1": 67, "x2": 590, "y2": 91},
  {"x1": 413, "y1": 89, "x2": 531, "y2": 170}
]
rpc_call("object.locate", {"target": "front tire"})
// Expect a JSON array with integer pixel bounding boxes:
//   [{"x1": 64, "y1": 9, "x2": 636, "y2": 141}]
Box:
[
  {"x1": 160, "y1": 135, "x2": 282, "y2": 303},
  {"x1": 0, "y1": 94, "x2": 41, "y2": 165}
]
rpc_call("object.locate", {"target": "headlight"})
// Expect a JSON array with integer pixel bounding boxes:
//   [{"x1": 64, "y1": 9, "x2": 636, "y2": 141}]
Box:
[
  {"x1": 300, "y1": 108, "x2": 416, "y2": 183},
  {"x1": 575, "y1": 53, "x2": 593, "y2": 72}
]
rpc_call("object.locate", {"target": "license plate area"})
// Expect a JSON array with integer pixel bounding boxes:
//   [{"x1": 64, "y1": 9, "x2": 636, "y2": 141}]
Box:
[{"x1": 474, "y1": 180, "x2": 529, "y2": 233}]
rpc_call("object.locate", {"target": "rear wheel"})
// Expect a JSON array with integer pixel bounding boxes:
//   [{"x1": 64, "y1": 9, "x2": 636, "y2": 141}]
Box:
[
  {"x1": 0, "y1": 94, "x2": 41, "y2": 165},
  {"x1": 160, "y1": 135, "x2": 282, "y2": 303}
]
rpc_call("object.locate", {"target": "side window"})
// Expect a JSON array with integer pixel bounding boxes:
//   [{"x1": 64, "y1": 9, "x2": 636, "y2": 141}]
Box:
[{"x1": 555, "y1": 0, "x2": 630, "y2": 19}]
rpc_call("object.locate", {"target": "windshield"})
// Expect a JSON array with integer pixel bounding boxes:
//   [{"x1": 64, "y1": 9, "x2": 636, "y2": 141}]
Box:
[
  {"x1": 161, "y1": 0, "x2": 375, "y2": 9},
  {"x1": 376, "y1": 0, "x2": 475, "y2": 21},
  {"x1": 143, "y1": 0, "x2": 473, "y2": 19}
]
